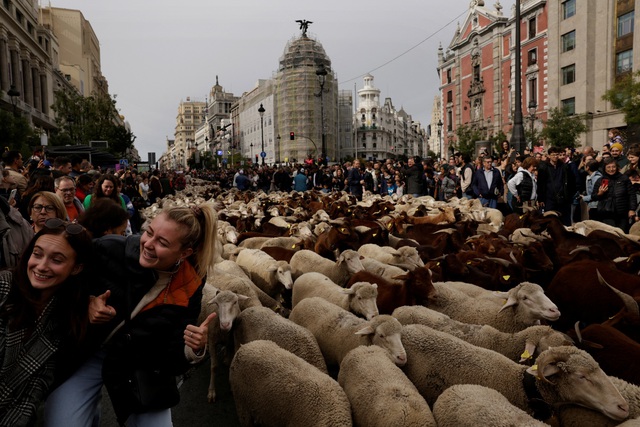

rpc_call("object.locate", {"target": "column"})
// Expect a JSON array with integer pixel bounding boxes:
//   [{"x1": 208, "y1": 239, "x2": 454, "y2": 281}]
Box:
[
  {"x1": 9, "y1": 47, "x2": 21, "y2": 96},
  {"x1": 40, "y1": 72, "x2": 48, "y2": 115},
  {"x1": 32, "y1": 65, "x2": 41, "y2": 112},
  {"x1": 0, "y1": 37, "x2": 9, "y2": 92},
  {"x1": 21, "y1": 55, "x2": 32, "y2": 105}
]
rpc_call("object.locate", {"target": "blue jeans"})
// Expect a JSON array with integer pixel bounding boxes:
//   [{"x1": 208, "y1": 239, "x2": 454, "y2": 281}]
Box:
[
  {"x1": 479, "y1": 197, "x2": 498, "y2": 209},
  {"x1": 44, "y1": 351, "x2": 173, "y2": 427}
]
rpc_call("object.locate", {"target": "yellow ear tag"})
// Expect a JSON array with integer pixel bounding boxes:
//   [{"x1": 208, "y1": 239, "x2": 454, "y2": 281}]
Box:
[
  {"x1": 503, "y1": 299, "x2": 507, "y2": 305},
  {"x1": 503, "y1": 275, "x2": 511, "y2": 280},
  {"x1": 467, "y1": 261, "x2": 472, "y2": 265},
  {"x1": 292, "y1": 244, "x2": 296, "y2": 248},
  {"x1": 373, "y1": 233, "x2": 377, "y2": 237},
  {"x1": 519, "y1": 215, "x2": 524, "y2": 219},
  {"x1": 521, "y1": 349, "x2": 532, "y2": 360},
  {"x1": 530, "y1": 364, "x2": 538, "y2": 371}
]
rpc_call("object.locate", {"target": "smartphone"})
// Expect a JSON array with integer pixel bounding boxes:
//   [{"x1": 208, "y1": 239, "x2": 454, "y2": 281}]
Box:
[
  {"x1": 8, "y1": 188, "x2": 17, "y2": 203},
  {"x1": 601, "y1": 179, "x2": 609, "y2": 187}
]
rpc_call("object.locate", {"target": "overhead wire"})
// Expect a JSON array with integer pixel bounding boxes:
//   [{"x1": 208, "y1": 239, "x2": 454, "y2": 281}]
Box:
[{"x1": 339, "y1": 8, "x2": 468, "y2": 85}]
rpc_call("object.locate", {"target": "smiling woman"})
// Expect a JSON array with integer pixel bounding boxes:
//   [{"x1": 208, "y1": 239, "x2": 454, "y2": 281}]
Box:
[
  {"x1": 44, "y1": 202, "x2": 220, "y2": 427},
  {"x1": 0, "y1": 218, "x2": 91, "y2": 426}
]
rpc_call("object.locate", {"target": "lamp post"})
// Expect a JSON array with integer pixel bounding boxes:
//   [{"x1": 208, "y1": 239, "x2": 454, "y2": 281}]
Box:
[
  {"x1": 316, "y1": 64, "x2": 328, "y2": 165},
  {"x1": 509, "y1": 0, "x2": 526, "y2": 154},
  {"x1": 276, "y1": 134, "x2": 281, "y2": 165},
  {"x1": 258, "y1": 103, "x2": 265, "y2": 166},
  {"x1": 527, "y1": 100, "x2": 537, "y2": 150},
  {"x1": 250, "y1": 142, "x2": 254, "y2": 163},
  {"x1": 437, "y1": 119, "x2": 443, "y2": 161},
  {"x1": 7, "y1": 85, "x2": 20, "y2": 117}
]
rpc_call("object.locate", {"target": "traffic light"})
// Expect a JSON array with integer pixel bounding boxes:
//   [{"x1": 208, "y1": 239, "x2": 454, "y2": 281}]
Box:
[{"x1": 290, "y1": 132, "x2": 295, "y2": 140}]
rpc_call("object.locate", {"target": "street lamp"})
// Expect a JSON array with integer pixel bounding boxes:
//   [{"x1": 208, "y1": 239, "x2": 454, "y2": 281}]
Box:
[
  {"x1": 509, "y1": 0, "x2": 526, "y2": 153},
  {"x1": 258, "y1": 103, "x2": 265, "y2": 166},
  {"x1": 250, "y1": 142, "x2": 254, "y2": 163},
  {"x1": 316, "y1": 64, "x2": 328, "y2": 165},
  {"x1": 528, "y1": 100, "x2": 537, "y2": 150},
  {"x1": 276, "y1": 134, "x2": 281, "y2": 165},
  {"x1": 437, "y1": 119, "x2": 443, "y2": 161},
  {"x1": 7, "y1": 85, "x2": 20, "y2": 117}
]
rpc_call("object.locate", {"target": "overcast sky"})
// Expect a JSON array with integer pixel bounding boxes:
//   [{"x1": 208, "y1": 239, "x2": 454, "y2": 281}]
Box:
[{"x1": 48, "y1": 0, "x2": 515, "y2": 160}]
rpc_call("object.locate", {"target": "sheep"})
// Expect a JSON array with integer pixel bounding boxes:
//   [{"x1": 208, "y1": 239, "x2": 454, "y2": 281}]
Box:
[
  {"x1": 229, "y1": 340, "x2": 352, "y2": 427},
  {"x1": 292, "y1": 272, "x2": 379, "y2": 320},
  {"x1": 433, "y1": 384, "x2": 548, "y2": 427},
  {"x1": 392, "y1": 305, "x2": 573, "y2": 362},
  {"x1": 360, "y1": 256, "x2": 407, "y2": 285},
  {"x1": 198, "y1": 286, "x2": 249, "y2": 403},
  {"x1": 401, "y1": 324, "x2": 629, "y2": 422},
  {"x1": 289, "y1": 297, "x2": 406, "y2": 367},
  {"x1": 337, "y1": 346, "x2": 436, "y2": 427},
  {"x1": 232, "y1": 306, "x2": 327, "y2": 373},
  {"x1": 289, "y1": 249, "x2": 364, "y2": 286},
  {"x1": 557, "y1": 376, "x2": 640, "y2": 427},
  {"x1": 357, "y1": 243, "x2": 423, "y2": 271},
  {"x1": 235, "y1": 248, "x2": 293, "y2": 300},
  {"x1": 259, "y1": 236, "x2": 304, "y2": 251},
  {"x1": 211, "y1": 263, "x2": 290, "y2": 317},
  {"x1": 428, "y1": 281, "x2": 561, "y2": 333}
]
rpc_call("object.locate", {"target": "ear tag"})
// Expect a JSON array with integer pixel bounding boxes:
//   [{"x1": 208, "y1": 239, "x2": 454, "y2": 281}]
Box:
[
  {"x1": 519, "y1": 215, "x2": 524, "y2": 219},
  {"x1": 467, "y1": 261, "x2": 472, "y2": 265},
  {"x1": 436, "y1": 262, "x2": 440, "y2": 266},
  {"x1": 530, "y1": 364, "x2": 538, "y2": 371},
  {"x1": 292, "y1": 244, "x2": 296, "y2": 248},
  {"x1": 503, "y1": 275, "x2": 511, "y2": 280},
  {"x1": 521, "y1": 349, "x2": 532, "y2": 360}
]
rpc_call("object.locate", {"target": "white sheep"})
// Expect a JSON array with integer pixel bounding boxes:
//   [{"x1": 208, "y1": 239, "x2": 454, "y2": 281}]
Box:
[
  {"x1": 235, "y1": 248, "x2": 293, "y2": 300},
  {"x1": 392, "y1": 305, "x2": 572, "y2": 362},
  {"x1": 289, "y1": 297, "x2": 406, "y2": 367},
  {"x1": 557, "y1": 376, "x2": 640, "y2": 427},
  {"x1": 360, "y1": 256, "x2": 407, "y2": 284},
  {"x1": 338, "y1": 345, "x2": 436, "y2": 427},
  {"x1": 229, "y1": 340, "x2": 352, "y2": 427},
  {"x1": 433, "y1": 384, "x2": 548, "y2": 427},
  {"x1": 259, "y1": 236, "x2": 304, "y2": 251},
  {"x1": 198, "y1": 286, "x2": 249, "y2": 403},
  {"x1": 289, "y1": 249, "x2": 364, "y2": 286},
  {"x1": 292, "y1": 272, "x2": 379, "y2": 320},
  {"x1": 401, "y1": 324, "x2": 629, "y2": 422},
  {"x1": 428, "y1": 281, "x2": 560, "y2": 333},
  {"x1": 357, "y1": 243, "x2": 423, "y2": 271},
  {"x1": 232, "y1": 306, "x2": 327, "y2": 373}
]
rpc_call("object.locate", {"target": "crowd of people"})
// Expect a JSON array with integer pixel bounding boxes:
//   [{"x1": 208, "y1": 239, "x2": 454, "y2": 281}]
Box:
[{"x1": 0, "y1": 149, "x2": 215, "y2": 426}]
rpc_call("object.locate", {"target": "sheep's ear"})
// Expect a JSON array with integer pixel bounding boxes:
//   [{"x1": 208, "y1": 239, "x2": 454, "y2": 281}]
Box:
[
  {"x1": 341, "y1": 288, "x2": 355, "y2": 295},
  {"x1": 393, "y1": 274, "x2": 409, "y2": 281},
  {"x1": 236, "y1": 294, "x2": 250, "y2": 301},
  {"x1": 519, "y1": 342, "x2": 537, "y2": 363},
  {"x1": 354, "y1": 325, "x2": 375, "y2": 336},
  {"x1": 499, "y1": 295, "x2": 518, "y2": 312},
  {"x1": 266, "y1": 265, "x2": 278, "y2": 272}
]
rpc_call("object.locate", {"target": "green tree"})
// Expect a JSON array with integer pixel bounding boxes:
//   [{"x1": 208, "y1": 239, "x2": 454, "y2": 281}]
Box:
[
  {"x1": 538, "y1": 107, "x2": 587, "y2": 148},
  {"x1": 0, "y1": 109, "x2": 35, "y2": 154},
  {"x1": 453, "y1": 124, "x2": 485, "y2": 156},
  {"x1": 490, "y1": 130, "x2": 508, "y2": 153},
  {"x1": 602, "y1": 70, "x2": 640, "y2": 125},
  {"x1": 49, "y1": 90, "x2": 136, "y2": 158}
]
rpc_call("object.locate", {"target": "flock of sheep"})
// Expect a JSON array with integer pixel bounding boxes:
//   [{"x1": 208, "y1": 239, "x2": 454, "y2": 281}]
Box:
[{"x1": 140, "y1": 179, "x2": 640, "y2": 427}]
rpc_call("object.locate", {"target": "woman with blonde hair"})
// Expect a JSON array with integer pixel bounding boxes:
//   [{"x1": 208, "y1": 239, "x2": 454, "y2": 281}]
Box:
[
  {"x1": 45, "y1": 202, "x2": 220, "y2": 427},
  {"x1": 27, "y1": 191, "x2": 66, "y2": 233}
]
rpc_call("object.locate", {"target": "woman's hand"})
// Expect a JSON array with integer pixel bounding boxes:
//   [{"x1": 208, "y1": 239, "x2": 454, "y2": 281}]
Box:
[
  {"x1": 597, "y1": 184, "x2": 608, "y2": 195},
  {"x1": 184, "y1": 312, "x2": 217, "y2": 354},
  {"x1": 89, "y1": 290, "x2": 116, "y2": 324}
]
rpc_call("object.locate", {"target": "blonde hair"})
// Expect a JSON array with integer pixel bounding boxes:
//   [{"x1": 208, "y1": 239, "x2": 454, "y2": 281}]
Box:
[
  {"x1": 29, "y1": 191, "x2": 67, "y2": 220},
  {"x1": 162, "y1": 202, "x2": 219, "y2": 278}
]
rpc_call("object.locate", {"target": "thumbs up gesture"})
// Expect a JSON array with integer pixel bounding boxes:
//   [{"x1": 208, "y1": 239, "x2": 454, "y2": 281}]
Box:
[
  {"x1": 89, "y1": 290, "x2": 116, "y2": 324},
  {"x1": 184, "y1": 312, "x2": 216, "y2": 353}
]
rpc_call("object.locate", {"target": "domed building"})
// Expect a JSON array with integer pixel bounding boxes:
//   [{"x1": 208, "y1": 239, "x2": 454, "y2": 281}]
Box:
[{"x1": 275, "y1": 32, "x2": 338, "y2": 164}]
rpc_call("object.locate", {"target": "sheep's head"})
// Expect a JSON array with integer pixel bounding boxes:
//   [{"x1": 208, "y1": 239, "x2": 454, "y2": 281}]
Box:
[
  {"x1": 355, "y1": 315, "x2": 406, "y2": 366},
  {"x1": 338, "y1": 250, "x2": 365, "y2": 274},
  {"x1": 207, "y1": 290, "x2": 250, "y2": 331},
  {"x1": 527, "y1": 346, "x2": 629, "y2": 421},
  {"x1": 342, "y1": 282, "x2": 379, "y2": 320},
  {"x1": 499, "y1": 282, "x2": 560, "y2": 323},
  {"x1": 268, "y1": 262, "x2": 293, "y2": 290}
]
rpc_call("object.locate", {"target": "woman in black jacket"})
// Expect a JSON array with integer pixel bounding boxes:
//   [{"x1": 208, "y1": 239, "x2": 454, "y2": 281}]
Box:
[
  {"x1": 592, "y1": 158, "x2": 637, "y2": 232},
  {"x1": 44, "y1": 203, "x2": 219, "y2": 427}
]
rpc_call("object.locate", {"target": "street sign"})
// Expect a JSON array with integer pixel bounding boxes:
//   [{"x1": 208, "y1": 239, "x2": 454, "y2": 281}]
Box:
[
  {"x1": 222, "y1": 158, "x2": 227, "y2": 164},
  {"x1": 217, "y1": 150, "x2": 223, "y2": 156},
  {"x1": 260, "y1": 151, "x2": 267, "y2": 158},
  {"x1": 119, "y1": 159, "x2": 128, "y2": 167}
]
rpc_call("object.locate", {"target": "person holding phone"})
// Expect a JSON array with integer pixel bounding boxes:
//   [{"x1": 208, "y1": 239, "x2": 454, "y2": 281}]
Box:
[
  {"x1": 591, "y1": 157, "x2": 637, "y2": 232},
  {"x1": 582, "y1": 160, "x2": 603, "y2": 220}
]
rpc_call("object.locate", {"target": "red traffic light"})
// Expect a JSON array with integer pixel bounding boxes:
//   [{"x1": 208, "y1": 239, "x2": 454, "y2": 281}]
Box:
[{"x1": 290, "y1": 132, "x2": 295, "y2": 140}]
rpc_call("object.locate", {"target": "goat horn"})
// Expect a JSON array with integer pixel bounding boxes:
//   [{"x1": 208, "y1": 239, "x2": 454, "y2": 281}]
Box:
[
  {"x1": 434, "y1": 228, "x2": 456, "y2": 235},
  {"x1": 573, "y1": 321, "x2": 583, "y2": 343},
  {"x1": 569, "y1": 246, "x2": 590, "y2": 254},
  {"x1": 543, "y1": 210, "x2": 560, "y2": 217},
  {"x1": 597, "y1": 269, "x2": 640, "y2": 317},
  {"x1": 484, "y1": 257, "x2": 511, "y2": 267},
  {"x1": 509, "y1": 252, "x2": 518, "y2": 264}
]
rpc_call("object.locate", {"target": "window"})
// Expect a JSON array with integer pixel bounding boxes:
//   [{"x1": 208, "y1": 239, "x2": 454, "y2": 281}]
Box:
[
  {"x1": 562, "y1": 0, "x2": 576, "y2": 19},
  {"x1": 618, "y1": 12, "x2": 634, "y2": 37},
  {"x1": 528, "y1": 78, "x2": 537, "y2": 104},
  {"x1": 562, "y1": 64, "x2": 576, "y2": 85},
  {"x1": 528, "y1": 49, "x2": 537, "y2": 66},
  {"x1": 617, "y1": 49, "x2": 633, "y2": 74},
  {"x1": 447, "y1": 110, "x2": 453, "y2": 131},
  {"x1": 447, "y1": 91, "x2": 453, "y2": 103},
  {"x1": 561, "y1": 97, "x2": 576, "y2": 115},
  {"x1": 446, "y1": 69, "x2": 452, "y2": 83},
  {"x1": 561, "y1": 30, "x2": 576, "y2": 52},
  {"x1": 473, "y1": 64, "x2": 481, "y2": 82},
  {"x1": 529, "y1": 17, "x2": 537, "y2": 39}
]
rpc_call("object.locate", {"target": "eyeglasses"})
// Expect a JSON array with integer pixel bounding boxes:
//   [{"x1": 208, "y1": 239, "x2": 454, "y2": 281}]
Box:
[
  {"x1": 57, "y1": 187, "x2": 75, "y2": 193},
  {"x1": 44, "y1": 218, "x2": 85, "y2": 235},
  {"x1": 32, "y1": 204, "x2": 56, "y2": 213}
]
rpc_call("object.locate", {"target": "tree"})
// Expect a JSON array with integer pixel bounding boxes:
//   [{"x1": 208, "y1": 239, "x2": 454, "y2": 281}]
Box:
[
  {"x1": 49, "y1": 90, "x2": 136, "y2": 158},
  {"x1": 538, "y1": 107, "x2": 588, "y2": 148},
  {"x1": 453, "y1": 124, "x2": 485, "y2": 156},
  {"x1": 0, "y1": 109, "x2": 35, "y2": 154},
  {"x1": 602, "y1": 71, "x2": 640, "y2": 125}
]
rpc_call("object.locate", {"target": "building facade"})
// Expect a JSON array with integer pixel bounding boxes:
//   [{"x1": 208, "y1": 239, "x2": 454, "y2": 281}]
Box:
[
  {"x1": 172, "y1": 98, "x2": 205, "y2": 169},
  {"x1": 438, "y1": 0, "x2": 548, "y2": 157}
]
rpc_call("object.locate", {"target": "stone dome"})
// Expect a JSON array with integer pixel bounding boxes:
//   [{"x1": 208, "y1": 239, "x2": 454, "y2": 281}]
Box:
[{"x1": 278, "y1": 35, "x2": 332, "y2": 73}]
